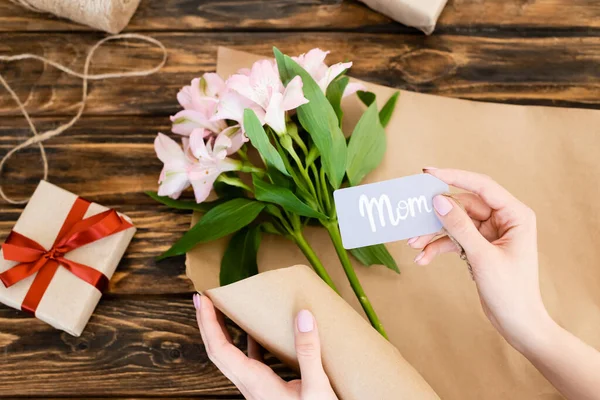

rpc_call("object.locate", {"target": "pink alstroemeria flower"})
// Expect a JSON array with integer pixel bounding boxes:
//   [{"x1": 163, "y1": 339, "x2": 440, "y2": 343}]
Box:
[
  {"x1": 293, "y1": 48, "x2": 365, "y2": 97},
  {"x1": 225, "y1": 60, "x2": 309, "y2": 135},
  {"x1": 212, "y1": 90, "x2": 266, "y2": 129},
  {"x1": 186, "y1": 128, "x2": 243, "y2": 203},
  {"x1": 154, "y1": 133, "x2": 191, "y2": 199},
  {"x1": 171, "y1": 73, "x2": 228, "y2": 136}
]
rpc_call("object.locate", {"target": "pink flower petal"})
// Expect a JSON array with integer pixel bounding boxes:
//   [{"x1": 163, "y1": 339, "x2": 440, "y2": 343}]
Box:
[
  {"x1": 343, "y1": 81, "x2": 367, "y2": 98},
  {"x1": 318, "y1": 61, "x2": 352, "y2": 92},
  {"x1": 281, "y1": 76, "x2": 309, "y2": 111},
  {"x1": 189, "y1": 129, "x2": 214, "y2": 160},
  {"x1": 265, "y1": 92, "x2": 286, "y2": 135},
  {"x1": 176, "y1": 85, "x2": 193, "y2": 110},
  {"x1": 154, "y1": 133, "x2": 185, "y2": 164}
]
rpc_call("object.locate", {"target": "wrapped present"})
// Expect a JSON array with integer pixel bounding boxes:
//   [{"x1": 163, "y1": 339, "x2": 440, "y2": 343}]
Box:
[
  {"x1": 0, "y1": 181, "x2": 136, "y2": 336},
  {"x1": 359, "y1": 0, "x2": 448, "y2": 34}
]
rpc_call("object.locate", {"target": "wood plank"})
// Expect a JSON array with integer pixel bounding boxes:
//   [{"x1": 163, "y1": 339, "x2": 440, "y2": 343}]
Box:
[
  {"x1": 0, "y1": 116, "x2": 194, "y2": 295},
  {"x1": 0, "y1": 32, "x2": 598, "y2": 120},
  {"x1": 0, "y1": 0, "x2": 598, "y2": 33},
  {"x1": 0, "y1": 295, "x2": 295, "y2": 397}
]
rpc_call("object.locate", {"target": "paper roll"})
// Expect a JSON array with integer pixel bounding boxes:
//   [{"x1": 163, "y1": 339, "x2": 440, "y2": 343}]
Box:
[
  {"x1": 205, "y1": 266, "x2": 440, "y2": 400},
  {"x1": 14, "y1": 0, "x2": 141, "y2": 34},
  {"x1": 359, "y1": 0, "x2": 448, "y2": 34}
]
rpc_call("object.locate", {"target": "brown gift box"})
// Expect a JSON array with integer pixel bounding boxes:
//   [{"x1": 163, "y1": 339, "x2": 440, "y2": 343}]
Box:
[
  {"x1": 0, "y1": 181, "x2": 136, "y2": 336},
  {"x1": 188, "y1": 48, "x2": 600, "y2": 399}
]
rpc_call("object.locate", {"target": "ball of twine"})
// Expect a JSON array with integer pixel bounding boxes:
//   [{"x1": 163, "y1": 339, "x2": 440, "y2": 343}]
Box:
[{"x1": 10, "y1": 0, "x2": 141, "y2": 34}]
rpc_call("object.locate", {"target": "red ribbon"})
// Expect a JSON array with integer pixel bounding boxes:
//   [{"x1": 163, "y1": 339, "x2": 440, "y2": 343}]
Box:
[{"x1": 0, "y1": 197, "x2": 133, "y2": 314}]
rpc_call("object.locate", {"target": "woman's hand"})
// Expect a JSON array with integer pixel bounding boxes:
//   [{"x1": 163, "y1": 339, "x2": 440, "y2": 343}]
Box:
[
  {"x1": 408, "y1": 168, "x2": 550, "y2": 351},
  {"x1": 194, "y1": 294, "x2": 338, "y2": 400},
  {"x1": 409, "y1": 168, "x2": 600, "y2": 400}
]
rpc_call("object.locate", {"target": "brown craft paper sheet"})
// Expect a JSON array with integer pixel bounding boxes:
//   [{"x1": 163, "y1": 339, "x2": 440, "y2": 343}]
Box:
[
  {"x1": 187, "y1": 47, "x2": 600, "y2": 399},
  {"x1": 0, "y1": 181, "x2": 136, "y2": 336},
  {"x1": 359, "y1": 0, "x2": 448, "y2": 34},
  {"x1": 206, "y1": 265, "x2": 439, "y2": 400}
]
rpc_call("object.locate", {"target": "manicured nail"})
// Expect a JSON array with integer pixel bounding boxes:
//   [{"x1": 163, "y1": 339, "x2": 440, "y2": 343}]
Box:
[
  {"x1": 422, "y1": 167, "x2": 438, "y2": 172},
  {"x1": 433, "y1": 195, "x2": 453, "y2": 216},
  {"x1": 193, "y1": 293, "x2": 201, "y2": 310},
  {"x1": 407, "y1": 237, "x2": 419, "y2": 246},
  {"x1": 297, "y1": 309, "x2": 314, "y2": 333},
  {"x1": 414, "y1": 251, "x2": 425, "y2": 264}
]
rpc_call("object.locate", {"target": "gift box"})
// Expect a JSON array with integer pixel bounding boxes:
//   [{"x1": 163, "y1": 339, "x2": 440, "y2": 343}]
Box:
[
  {"x1": 0, "y1": 181, "x2": 136, "y2": 336},
  {"x1": 359, "y1": 0, "x2": 448, "y2": 34}
]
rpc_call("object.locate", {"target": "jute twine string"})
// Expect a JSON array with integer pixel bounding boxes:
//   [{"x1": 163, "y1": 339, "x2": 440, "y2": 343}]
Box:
[{"x1": 0, "y1": 33, "x2": 167, "y2": 204}]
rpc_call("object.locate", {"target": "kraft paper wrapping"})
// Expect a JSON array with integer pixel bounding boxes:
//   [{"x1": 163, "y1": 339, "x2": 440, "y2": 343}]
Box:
[
  {"x1": 359, "y1": 0, "x2": 448, "y2": 34},
  {"x1": 0, "y1": 181, "x2": 136, "y2": 336},
  {"x1": 187, "y1": 48, "x2": 600, "y2": 399},
  {"x1": 206, "y1": 266, "x2": 439, "y2": 400}
]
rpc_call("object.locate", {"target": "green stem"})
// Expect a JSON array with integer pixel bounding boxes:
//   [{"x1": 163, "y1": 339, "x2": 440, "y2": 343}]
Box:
[
  {"x1": 292, "y1": 231, "x2": 339, "y2": 293},
  {"x1": 324, "y1": 220, "x2": 388, "y2": 339},
  {"x1": 319, "y1": 167, "x2": 332, "y2": 215}
]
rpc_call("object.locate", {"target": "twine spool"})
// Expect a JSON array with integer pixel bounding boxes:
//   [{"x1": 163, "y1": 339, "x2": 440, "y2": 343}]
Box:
[
  {"x1": 0, "y1": 34, "x2": 167, "y2": 204},
  {"x1": 10, "y1": 0, "x2": 141, "y2": 34}
]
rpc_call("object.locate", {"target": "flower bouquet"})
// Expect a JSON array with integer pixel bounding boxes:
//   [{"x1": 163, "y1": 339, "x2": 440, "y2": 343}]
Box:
[{"x1": 148, "y1": 48, "x2": 399, "y2": 337}]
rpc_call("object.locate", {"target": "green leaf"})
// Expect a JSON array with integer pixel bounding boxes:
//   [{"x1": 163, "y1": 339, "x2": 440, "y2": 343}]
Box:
[
  {"x1": 158, "y1": 198, "x2": 265, "y2": 259},
  {"x1": 379, "y1": 92, "x2": 400, "y2": 128},
  {"x1": 253, "y1": 175, "x2": 327, "y2": 219},
  {"x1": 273, "y1": 47, "x2": 291, "y2": 85},
  {"x1": 350, "y1": 244, "x2": 400, "y2": 274},
  {"x1": 280, "y1": 55, "x2": 347, "y2": 189},
  {"x1": 146, "y1": 191, "x2": 225, "y2": 212},
  {"x1": 357, "y1": 91, "x2": 400, "y2": 128},
  {"x1": 220, "y1": 226, "x2": 262, "y2": 286},
  {"x1": 243, "y1": 109, "x2": 290, "y2": 177},
  {"x1": 326, "y1": 76, "x2": 349, "y2": 126},
  {"x1": 357, "y1": 90, "x2": 376, "y2": 107},
  {"x1": 346, "y1": 101, "x2": 387, "y2": 186},
  {"x1": 214, "y1": 181, "x2": 246, "y2": 199}
]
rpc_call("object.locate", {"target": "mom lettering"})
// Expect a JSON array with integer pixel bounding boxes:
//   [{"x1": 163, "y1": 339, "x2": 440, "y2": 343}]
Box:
[{"x1": 359, "y1": 194, "x2": 433, "y2": 233}]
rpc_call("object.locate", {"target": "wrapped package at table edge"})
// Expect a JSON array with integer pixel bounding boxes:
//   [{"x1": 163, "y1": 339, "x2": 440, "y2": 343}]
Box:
[
  {"x1": 187, "y1": 47, "x2": 600, "y2": 400},
  {"x1": 359, "y1": 0, "x2": 449, "y2": 34},
  {"x1": 0, "y1": 180, "x2": 136, "y2": 336},
  {"x1": 205, "y1": 265, "x2": 440, "y2": 400}
]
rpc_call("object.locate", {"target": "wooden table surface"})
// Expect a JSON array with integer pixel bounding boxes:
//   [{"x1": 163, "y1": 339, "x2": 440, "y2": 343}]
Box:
[{"x1": 0, "y1": 0, "x2": 598, "y2": 398}]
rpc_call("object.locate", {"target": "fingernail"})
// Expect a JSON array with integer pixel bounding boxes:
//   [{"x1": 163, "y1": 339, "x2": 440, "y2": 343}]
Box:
[
  {"x1": 422, "y1": 167, "x2": 438, "y2": 172},
  {"x1": 414, "y1": 251, "x2": 425, "y2": 264},
  {"x1": 193, "y1": 293, "x2": 201, "y2": 310},
  {"x1": 297, "y1": 309, "x2": 314, "y2": 333},
  {"x1": 407, "y1": 237, "x2": 419, "y2": 246},
  {"x1": 433, "y1": 195, "x2": 453, "y2": 216}
]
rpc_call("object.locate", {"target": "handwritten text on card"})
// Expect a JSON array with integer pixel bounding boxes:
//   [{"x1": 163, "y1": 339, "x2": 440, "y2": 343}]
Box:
[{"x1": 334, "y1": 174, "x2": 449, "y2": 249}]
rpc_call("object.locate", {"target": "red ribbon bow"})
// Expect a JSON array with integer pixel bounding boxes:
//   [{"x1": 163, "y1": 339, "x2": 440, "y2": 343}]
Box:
[{"x1": 0, "y1": 197, "x2": 133, "y2": 314}]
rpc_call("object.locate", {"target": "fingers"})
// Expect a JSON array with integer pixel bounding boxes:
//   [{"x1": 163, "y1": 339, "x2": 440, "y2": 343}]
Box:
[
  {"x1": 195, "y1": 294, "x2": 283, "y2": 399},
  {"x1": 414, "y1": 236, "x2": 461, "y2": 266},
  {"x1": 432, "y1": 195, "x2": 492, "y2": 258},
  {"x1": 294, "y1": 310, "x2": 335, "y2": 398},
  {"x1": 424, "y1": 168, "x2": 518, "y2": 211}
]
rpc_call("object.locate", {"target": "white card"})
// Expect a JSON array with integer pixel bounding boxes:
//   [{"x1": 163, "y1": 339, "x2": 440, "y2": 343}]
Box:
[{"x1": 334, "y1": 174, "x2": 449, "y2": 249}]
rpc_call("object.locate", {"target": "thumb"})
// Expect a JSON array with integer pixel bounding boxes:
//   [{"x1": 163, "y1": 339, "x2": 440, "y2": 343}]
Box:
[
  {"x1": 432, "y1": 195, "x2": 491, "y2": 258},
  {"x1": 294, "y1": 310, "x2": 334, "y2": 397}
]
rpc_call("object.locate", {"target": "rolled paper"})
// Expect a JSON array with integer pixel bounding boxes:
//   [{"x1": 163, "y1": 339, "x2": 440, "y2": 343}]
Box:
[
  {"x1": 359, "y1": 0, "x2": 448, "y2": 34},
  {"x1": 205, "y1": 266, "x2": 440, "y2": 400},
  {"x1": 13, "y1": 0, "x2": 141, "y2": 34}
]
